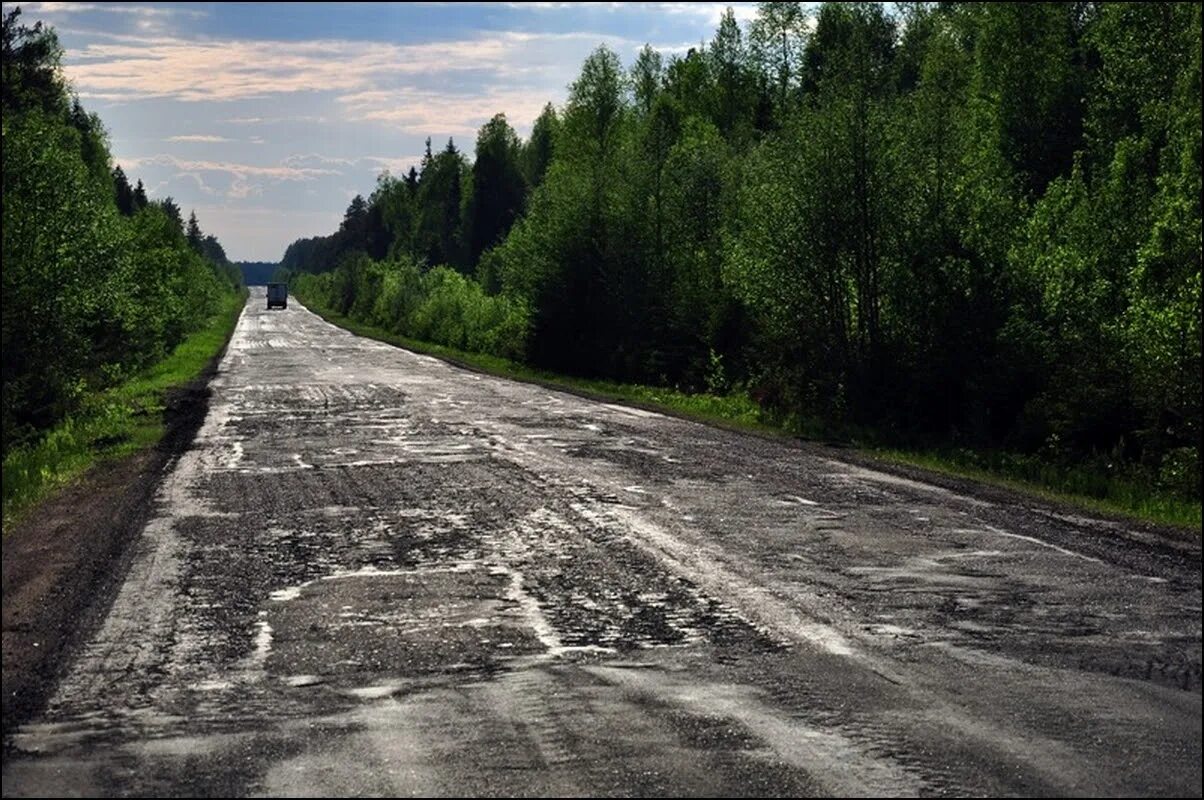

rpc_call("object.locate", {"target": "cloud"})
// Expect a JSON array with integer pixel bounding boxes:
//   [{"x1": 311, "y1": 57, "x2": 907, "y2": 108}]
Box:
[
  {"x1": 173, "y1": 170, "x2": 220, "y2": 195},
  {"x1": 63, "y1": 30, "x2": 640, "y2": 106},
  {"x1": 339, "y1": 87, "x2": 555, "y2": 137},
  {"x1": 50, "y1": 4, "x2": 760, "y2": 259},
  {"x1": 21, "y1": 2, "x2": 207, "y2": 19},
  {"x1": 502, "y1": 2, "x2": 578, "y2": 9},
  {"x1": 362, "y1": 155, "x2": 426, "y2": 175},
  {"x1": 654, "y1": 2, "x2": 760, "y2": 26},
  {"x1": 500, "y1": 2, "x2": 761, "y2": 26},
  {"x1": 120, "y1": 152, "x2": 423, "y2": 184},
  {"x1": 281, "y1": 153, "x2": 358, "y2": 169},
  {"x1": 66, "y1": 38, "x2": 388, "y2": 102},
  {"x1": 117, "y1": 154, "x2": 340, "y2": 202},
  {"x1": 166, "y1": 134, "x2": 233, "y2": 143},
  {"x1": 118, "y1": 153, "x2": 341, "y2": 181},
  {"x1": 23, "y1": 2, "x2": 208, "y2": 35},
  {"x1": 283, "y1": 153, "x2": 427, "y2": 178},
  {"x1": 223, "y1": 115, "x2": 328, "y2": 125},
  {"x1": 227, "y1": 178, "x2": 263, "y2": 199}
]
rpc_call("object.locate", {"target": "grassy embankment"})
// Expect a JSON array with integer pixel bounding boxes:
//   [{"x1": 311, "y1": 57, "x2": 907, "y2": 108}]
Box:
[
  {"x1": 1, "y1": 290, "x2": 246, "y2": 527},
  {"x1": 298, "y1": 293, "x2": 1201, "y2": 532}
]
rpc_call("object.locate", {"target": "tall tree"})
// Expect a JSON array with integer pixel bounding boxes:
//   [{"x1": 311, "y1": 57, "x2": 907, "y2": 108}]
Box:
[
  {"x1": 158, "y1": 197, "x2": 183, "y2": 233},
  {"x1": 1, "y1": 7, "x2": 67, "y2": 117},
  {"x1": 709, "y1": 7, "x2": 753, "y2": 136},
  {"x1": 637, "y1": 93, "x2": 682, "y2": 303},
  {"x1": 631, "y1": 44, "x2": 664, "y2": 115},
  {"x1": 132, "y1": 179, "x2": 148, "y2": 211},
  {"x1": 750, "y1": 1, "x2": 809, "y2": 112},
  {"x1": 664, "y1": 47, "x2": 714, "y2": 121},
  {"x1": 466, "y1": 114, "x2": 527, "y2": 265},
  {"x1": 339, "y1": 194, "x2": 370, "y2": 251},
  {"x1": 522, "y1": 103, "x2": 558, "y2": 189},
  {"x1": 200, "y1": 235, "x2": 229, "y2": 266},
  {"x1": 112, "y1": 165, "x2": 135, "y2": 216},
  {"x1": 3, "y1": 10, "x2": 238, "y2": 455},
  {"x1": 375, "y1": 172, "x2": 417, "y2": 261},
  {"x1": 968, "y1": 2, "x2": 1088, "y2": 197},
  {"x1": 415, "y1": 139, "x2": 467, "y2": 270},
  {"x1": 186, "y1": 210, "x2": 204, "y2": 253},
  {"x1": 565, "y1": 45, "x2": 627, "y2": 160}
]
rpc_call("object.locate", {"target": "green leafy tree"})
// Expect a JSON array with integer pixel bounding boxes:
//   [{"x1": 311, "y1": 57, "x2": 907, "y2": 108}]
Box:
[
  {"x1": 186, "y1": 210, "x2": 204, "y2": 254},
  {"x1": 466, "y1": 113, "x2": 526, "y2": 265},
  {"x1": 2, "y1": 10, "x2": 238, "y2": 457},
  {"x1": 664, "y1": 47, "x2": 714, "y2": 122},
  {"x1": 1, "y1": 7, "x2": 67, "y2": 117},
  {"x1": 631, "y1": 44, "x2": 664, "y2": 115},
  {"x1": 132, "y1": 178, "x2": 148, "y2": 211},
  {"x1": 709, "y1": 7, "x2": 755, "y2": 137},
  {"x1": 968, "y1": 2, "x2": 1089, "y2": 197},
  {"x1": 112, "y1": 165, "x2": 134, "y2": 216},
  {"x1": 750, "y1": 1, "x2": 809, "y2": 112},
  {"x1": 663, "y1": 116, "x2": 739, "y2": 384},
  {"x1": 415, "y1": 138, "x2": 467, "y2": 270},
  {"x1": 158, "y1": 196, "x2": 183, "y2": 233},
  {"x1": 522, "y1": 103, "x2": 559, "y2": 189}
]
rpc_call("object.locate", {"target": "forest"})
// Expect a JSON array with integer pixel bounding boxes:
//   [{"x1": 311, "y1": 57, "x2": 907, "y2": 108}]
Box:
[
  {"x1": 238, "y1": 261, "x2": 282, "y2": 286},
  {"x1": 1, "y1": 8, "x2": 243, "y2": 458},
  {"x1": 285, "y1": 2, "x2": 1201, "y2": 508}
]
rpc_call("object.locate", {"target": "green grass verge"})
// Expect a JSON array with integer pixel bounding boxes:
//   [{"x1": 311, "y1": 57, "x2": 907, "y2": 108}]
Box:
[
  {"x1": 2, "y1": 290, "x2": 246, "y2": 528},
  {"x1": 300, "y1": 301, "x2": 779, "y2": 433},
  {"x1": 300, "y1": 296, "x2": 1201, "y2": 534},
  {"x1": 870, "y1": 448, "x2": 1201, "y2": 531}
]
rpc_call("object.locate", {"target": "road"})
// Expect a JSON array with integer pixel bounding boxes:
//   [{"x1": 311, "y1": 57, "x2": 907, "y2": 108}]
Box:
[{"x1": 3, "y1": 288, "x2": 1200, "y2": 797}]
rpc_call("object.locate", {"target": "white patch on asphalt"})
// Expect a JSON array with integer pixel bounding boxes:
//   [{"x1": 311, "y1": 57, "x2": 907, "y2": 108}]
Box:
[
  {"x1": 601, "y1": 403, "x2": 660, "y2": 419},
  {"x1": 979, "y1": 525, "x2": 1103, "y2": 564},
  {"x1": 590, "y1": 667, "x2": 925, "y2": 797},
  {"x1": 833, "y1": 462, "x2": 996, "y2": 508},
  {"x1": 573, "y1": 502, "x2": 854, "y2": 660},
  {"x1": 250, "y1": 619, "x2": 273, "y2": 670},
  {"x1": 504, "y1": 568, "x2": 564, "y2": 655}
]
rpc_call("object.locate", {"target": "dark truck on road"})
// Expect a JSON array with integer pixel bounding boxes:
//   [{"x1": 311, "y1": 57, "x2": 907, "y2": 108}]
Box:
[{"x1": 267, "y1": 283, "x2": 288, "y2": 310}]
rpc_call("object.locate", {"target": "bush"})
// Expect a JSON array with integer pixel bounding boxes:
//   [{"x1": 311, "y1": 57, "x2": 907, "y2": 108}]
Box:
[{"x1": 295, "y1": 259, "x2": 529, "y2": 362}]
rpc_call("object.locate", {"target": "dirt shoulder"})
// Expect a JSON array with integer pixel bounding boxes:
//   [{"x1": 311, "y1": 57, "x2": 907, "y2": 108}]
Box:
[{"x1": 1, "y1": 343, "x2": 227, "y2": 751}]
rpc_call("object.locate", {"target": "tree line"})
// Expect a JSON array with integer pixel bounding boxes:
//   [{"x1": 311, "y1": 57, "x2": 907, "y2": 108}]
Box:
[
  {"x1": 2, "y1": 8, "x2": 242, "y2": 455},
  {"x1": 286, "y1": 2, "x2": 1200, "y2": 501},
  {"x1": 238, "y1": 261, "x2": 282, "y2": 286}
]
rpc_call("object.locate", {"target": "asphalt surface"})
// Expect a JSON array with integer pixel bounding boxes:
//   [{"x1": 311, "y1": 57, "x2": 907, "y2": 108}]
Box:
[{"x1": 3, "y1": 288, "x2": 1200, "y2": 797}]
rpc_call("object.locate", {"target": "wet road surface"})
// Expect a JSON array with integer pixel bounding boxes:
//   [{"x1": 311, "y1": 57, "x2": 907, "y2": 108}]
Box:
[{"x1": 3, "y1": 288, "x2": 1200, "y2": 797}]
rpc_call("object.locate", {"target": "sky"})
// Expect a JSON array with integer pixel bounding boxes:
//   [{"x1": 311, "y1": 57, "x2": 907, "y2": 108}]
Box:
[{"x1": 14, "y1": 1, "x2": 761, "y2": 261}]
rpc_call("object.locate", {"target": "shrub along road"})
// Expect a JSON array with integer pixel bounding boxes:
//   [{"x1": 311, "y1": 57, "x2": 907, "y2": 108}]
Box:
[{"x1": 3, "y1": 289, "x2": 1199, "y2": 796}]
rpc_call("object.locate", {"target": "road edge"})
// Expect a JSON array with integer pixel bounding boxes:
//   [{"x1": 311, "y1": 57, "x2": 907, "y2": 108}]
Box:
[
  {"x1": 1, "y1": 299, "x2": 244, "y2": 754},
  {"x1": 298, "y1": 297, "x2": 1199, "y2": 555}
]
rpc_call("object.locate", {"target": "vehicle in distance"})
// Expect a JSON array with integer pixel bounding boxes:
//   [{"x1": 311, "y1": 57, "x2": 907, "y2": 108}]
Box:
[{"x1": 267, "y1": 283, "x2": 288, "y2": 310}]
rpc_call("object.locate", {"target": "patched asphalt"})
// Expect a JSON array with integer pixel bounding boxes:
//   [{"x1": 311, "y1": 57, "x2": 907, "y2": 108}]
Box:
[{"x1": 3, "y1": 288, "x2": 1200, "y2": 797}]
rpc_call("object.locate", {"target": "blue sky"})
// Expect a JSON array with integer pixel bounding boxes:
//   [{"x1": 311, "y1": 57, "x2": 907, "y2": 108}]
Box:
[{"x1": 15, "y1": 2, "x2": 760, "y2": 261}]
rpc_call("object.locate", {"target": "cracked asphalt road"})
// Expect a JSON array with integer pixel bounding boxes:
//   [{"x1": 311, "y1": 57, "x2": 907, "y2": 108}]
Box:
[{"x1": 3, "y1": 288, "x2": 1200, "y2": 797}]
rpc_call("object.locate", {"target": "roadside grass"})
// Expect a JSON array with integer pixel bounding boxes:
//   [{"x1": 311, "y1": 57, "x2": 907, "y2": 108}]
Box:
[
  {"x1": 1, "y1": 291, "x2": 246, "y2": 528},
  {"x1": 302, "y1": 302, "x2": 778, "y2": 432},
  {"x1": 300, "y1": 297, "x2": 1201, "y2": 534},
  {"x1": 871, "y1": 449, "x2": 1200, "y2": 531}
]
